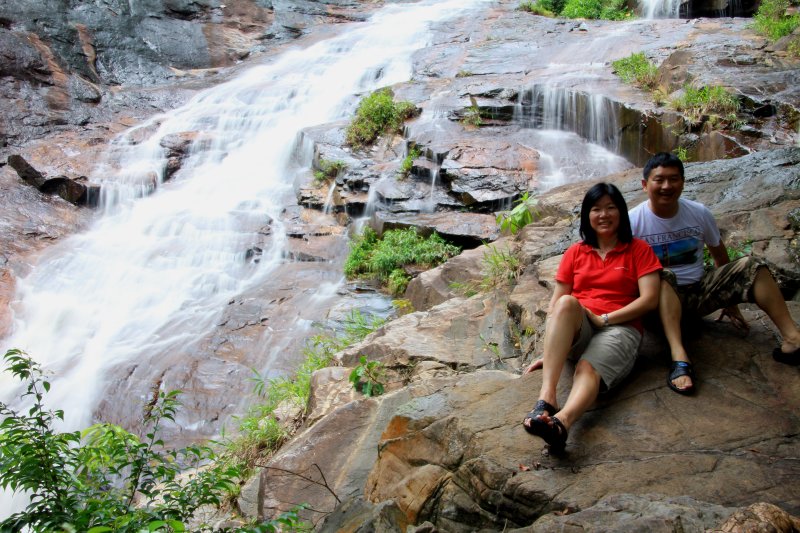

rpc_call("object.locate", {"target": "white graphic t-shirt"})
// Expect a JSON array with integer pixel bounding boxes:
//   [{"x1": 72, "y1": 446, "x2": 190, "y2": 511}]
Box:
[{"x1": 629, "y1": 198, "x2": 720, "y2": 285}]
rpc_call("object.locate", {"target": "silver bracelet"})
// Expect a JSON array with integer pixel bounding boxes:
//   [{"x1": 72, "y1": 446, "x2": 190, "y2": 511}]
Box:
[{"x1": 602, "y1": 313, "x2": 609, "y2": 326}]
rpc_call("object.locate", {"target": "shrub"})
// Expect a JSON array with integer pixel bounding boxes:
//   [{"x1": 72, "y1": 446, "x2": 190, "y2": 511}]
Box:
[
  {"x1": 314, "y1": 159, "x2": 346, "y2": 184},
  {"x1": 344, "y1": 227, "x2": 461, "y2": 293},
  {"x1": 0, "y1": 349, "x2": 244, "y2": 532},
  {"x1": 349, "y1": 356, "x2": 386, "y2": 397},
  {"x1": 561, "y1": 0, "x2": 630, "y2": 19},
  {"x1": 231, "y1": 309, "x2": 385, "y2": 472},
  {"x1": 669, "y1": 84, "x2": 740, "y2": 126},
  {"x1": 399, "y1": 145, "x2": 422, "y2": 179},
  {"x1": 753, "y1": 0, "x2": 800, "y2": 40},
  {"x1": 519, "y1": 0, "x2": 556, "y2": 16},
  {"x1": 496, "y1": 191, "x2": 540, "y2": 234},
  {"x1": 345, "y1": 89, "x2": 417, "y2": 147},
  {"x1": 612, "y1": 52, "x2": 659, "y2": 89}
]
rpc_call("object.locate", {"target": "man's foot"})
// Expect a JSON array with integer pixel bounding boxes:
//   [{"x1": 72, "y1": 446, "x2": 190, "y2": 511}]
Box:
[
  {"x1": 773, "y1": 346, "x2": 800, "y2": 366},
  {"x1": 668, "y1": 360, "x2": 695, "y2": 394}
]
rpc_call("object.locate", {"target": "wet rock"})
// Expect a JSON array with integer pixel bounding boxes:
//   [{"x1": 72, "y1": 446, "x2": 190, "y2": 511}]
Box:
[
  {"x1": 160, "y1": 131, "x2": 214, "y2": 181},
  {"x1": 439, "y1": 139, "x2": 537, "y2": 206},
  {"x1": 7, "y1": 154, "x2": 93, "y2": 205},
  {"x1": 370, "y1": 211, "x2": 499, "y2": 249}
]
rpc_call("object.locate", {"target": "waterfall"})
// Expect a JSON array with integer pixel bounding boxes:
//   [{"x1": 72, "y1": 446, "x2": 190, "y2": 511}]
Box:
[
  {"x1": 640, "y1": 0, "x2": 683, "y2": 19},
  {"x1": 514, "y1": 85, "x2": 630, "y2": 190},
  {"x1": 0, "y1": 0, "x2": 493, "y2": 518}
]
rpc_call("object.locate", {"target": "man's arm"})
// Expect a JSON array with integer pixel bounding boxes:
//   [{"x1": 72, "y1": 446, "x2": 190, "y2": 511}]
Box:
[{"x1": 707, "y1": 241, "x2": 730, "y2": 268}]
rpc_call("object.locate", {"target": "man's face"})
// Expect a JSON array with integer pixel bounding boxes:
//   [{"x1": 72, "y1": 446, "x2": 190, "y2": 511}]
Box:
[{"x1": 642, "y1": 165, "x2": 684, "y2": 213}]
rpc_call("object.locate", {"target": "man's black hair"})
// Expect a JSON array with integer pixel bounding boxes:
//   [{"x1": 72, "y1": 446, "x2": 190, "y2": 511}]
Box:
[
  {"x1": 580, "y1": 182, "x2": 633, "y2": 248},
  {"x1": 643, "y1": 152, "x2": 684, "y2": 180}
]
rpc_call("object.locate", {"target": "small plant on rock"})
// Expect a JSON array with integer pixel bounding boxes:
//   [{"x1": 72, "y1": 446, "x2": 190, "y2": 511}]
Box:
[
  {"x1": 519, "y1": 0, "x2": 555, "y2": 16},
  {"x1": 496, "y1": 191, "x2": 540, "y2": 234},
  {"x1": 345, "y1": 88, "x2": 417, "y2": 147},
  {"x1": 314, "y1": 159, "x2": 346, "y2": 185},
  {"x1": 349, "y1": 356, "x2": 386, "y2": 397},
  {"x1": 669, "y1": 84, "x2": 740, "y2": 126},
  {"x1": 612, "y1": 52, "x2": 659, "y2": 90},
  {"x1": 481, "y1": 244, "x2": 522, "y2": 289},
  {"x1": 344, "y1": 227, "x2": 461, "y2": 295},
  {"x1": 399, "y1": 145, "x2": 422, "y2": 179},
  {"x1": 752, "y1": 0, "x2": 800, "y2": 40}
]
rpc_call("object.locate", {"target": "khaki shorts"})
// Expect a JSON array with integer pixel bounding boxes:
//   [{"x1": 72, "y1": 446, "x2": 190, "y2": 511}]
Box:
[
  {"x1": 662, "y1": 256, "x2": 769, "y2": 317},
  {"x1": 568, "y1": 311, "x2": 642, "y2": 391}
]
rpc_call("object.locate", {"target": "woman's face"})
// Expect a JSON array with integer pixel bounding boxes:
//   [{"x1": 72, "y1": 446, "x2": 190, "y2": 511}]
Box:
[{"x1": 589, "y1": 194, "x2": 620, "y2": 240}]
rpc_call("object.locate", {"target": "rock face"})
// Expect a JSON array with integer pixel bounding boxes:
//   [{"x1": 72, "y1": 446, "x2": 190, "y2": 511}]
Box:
[
  {"x1": 244, "y1": 149, "x2": 800, "y2": 531},
  {"x1": 2, "y1": 0, "x2": 800, "y2": 530}
]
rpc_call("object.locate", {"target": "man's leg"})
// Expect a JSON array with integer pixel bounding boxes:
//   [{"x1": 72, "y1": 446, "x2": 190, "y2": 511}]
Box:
[
  {"x1": 660, "y1": 279, "x2": 693, "y2": 391},
  {"x1": 751, "y1": 266, "x2": 800, "y2": 356}
]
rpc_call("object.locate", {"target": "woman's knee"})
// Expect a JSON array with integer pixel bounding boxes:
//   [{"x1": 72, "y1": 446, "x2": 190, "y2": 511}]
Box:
[
  {"x1": 575, "y1": 359, "x2": 600, "y2": 379},
  {"x1": 552, "y1": 294, "x2": 582, "y2": 317}
]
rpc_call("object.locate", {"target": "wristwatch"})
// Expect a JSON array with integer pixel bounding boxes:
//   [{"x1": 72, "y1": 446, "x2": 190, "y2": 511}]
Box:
[{"x1": 602, "y1": 314, "x2": 609, "y2": 326}]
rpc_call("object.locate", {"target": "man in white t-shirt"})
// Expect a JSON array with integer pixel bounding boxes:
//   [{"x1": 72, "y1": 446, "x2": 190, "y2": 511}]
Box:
[{"x1": 629, "y1": 152, "x2": 800, "y2": 394}]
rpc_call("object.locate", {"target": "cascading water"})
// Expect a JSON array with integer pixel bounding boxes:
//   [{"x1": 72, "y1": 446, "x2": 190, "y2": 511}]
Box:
[
  {"x1": 640, "y1": 0, "x2": 683, "y2": 19},
  {"x1": 514, "y1": 85, "x2": 630, "y2": 190},
  {"x1": 0, "y1": 0, "x2": 493, "y2": 518}
]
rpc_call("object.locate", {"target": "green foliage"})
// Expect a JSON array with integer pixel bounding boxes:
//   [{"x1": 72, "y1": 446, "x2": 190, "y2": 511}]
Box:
[
  {"x1": 449, "y1": 280, "x2": 481, "y2": 298},
  {"x1": 399, "y1": 145, "x2": 422, "y2": 179},
  {"x1": 240, "y1": 506, "x2": 310, "y2": 532},
  {"x1": 344, "y1": 227, "x2": 461, "y2": 292},
  {"x1": 345, "y1": 88, "x2": 417, "y2": 147},
  {"x1": 673, "y1": 146, "x2": 688, "y2": 162},
  {"x1": 561, "y1": 0, "x2": 630, "y2": 19},
  {"x1": 313, "y1": 159, "x2": 346, "y2": 184},
  {"x1": 612, "y1": 52, "x2": 659, "y2": 90},
  {"x1": 349, "y1": 356, "x2": 386, "y2": 397},
  {"x1": 387, "y1": 269, "x2": 412, "y2": 296},
  {"x1": 392, "y1": 298, "x2": 415, "y2": 316},
  {"x1": 753, "y1": 0, "x2": 800, "y2": 40},
  {"x1": 669, "y1": 84, "x2": 740, "y2": 126},
  {"x1": 519, "y1": 0, "x2": 556, "y2": 16},
  {"x1": 703, "y1": 240, "x2": 753, "y2": 269},
  {"x1": 481, "y1": 244, "x2": 522, "y2": 289},
  {"x1": 496, "y1": 191, "x2": 540, "y2": 234},
  {"x1": 461, "y1": 104, "x2": 483, "y2": 127},
  {"x1": 0, "y1": 349, "x2": 243, "y2": 533},
  {"x1": 233, "y1": 310, "x2": 385, "y2": 472}
]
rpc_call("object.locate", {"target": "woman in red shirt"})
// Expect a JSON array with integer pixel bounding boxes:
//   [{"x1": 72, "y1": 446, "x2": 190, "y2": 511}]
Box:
[{"x1": 522, "y1": 182, "x2": 662, "y2": 452}]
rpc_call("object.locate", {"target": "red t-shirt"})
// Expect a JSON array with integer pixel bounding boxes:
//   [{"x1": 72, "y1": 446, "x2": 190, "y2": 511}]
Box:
[{"x1": 556, "y1": 238, "x2": 662, "y2": 331}]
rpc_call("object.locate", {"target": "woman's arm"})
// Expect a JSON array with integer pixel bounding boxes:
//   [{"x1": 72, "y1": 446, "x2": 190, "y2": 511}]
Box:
[{"x1": 586, "y1": 271, "x2": 660, "y2": 328}]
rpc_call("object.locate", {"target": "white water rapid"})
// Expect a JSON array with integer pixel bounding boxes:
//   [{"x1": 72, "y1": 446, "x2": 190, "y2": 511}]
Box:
[
  {"x1": 0, "y1": 0, "x2": 492, "y2": 518},
  {"x1": 640, "y1": 0, "x2": 683, "y2": 19}
]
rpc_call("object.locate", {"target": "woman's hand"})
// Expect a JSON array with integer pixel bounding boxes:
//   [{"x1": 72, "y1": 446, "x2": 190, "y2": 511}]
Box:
[
  {"x1": 586, "y1": 308, "x2": 604, "y2": 328},
  {"x1": 523, "y1": 358, "x2": 543, "y2": 374}
]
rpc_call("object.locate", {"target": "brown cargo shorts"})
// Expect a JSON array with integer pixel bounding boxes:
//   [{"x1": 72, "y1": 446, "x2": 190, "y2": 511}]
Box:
[{"x1": 662, "y1": 256, "x2": 770, "y2": 318}]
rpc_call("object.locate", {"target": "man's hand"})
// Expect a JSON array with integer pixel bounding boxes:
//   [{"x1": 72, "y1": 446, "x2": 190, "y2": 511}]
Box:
[
  {"x1": 717, "y1": 305, "x2": 749, "y2": 331},
  {"x1": 523, "y1": 358, "x2": 543, "y2": 374}
]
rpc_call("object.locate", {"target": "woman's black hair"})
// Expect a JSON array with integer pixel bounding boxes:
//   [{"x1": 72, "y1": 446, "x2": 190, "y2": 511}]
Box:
[{"x1": 579, "y1": 182, "x2": 633, "y2": 248}]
